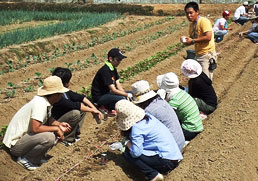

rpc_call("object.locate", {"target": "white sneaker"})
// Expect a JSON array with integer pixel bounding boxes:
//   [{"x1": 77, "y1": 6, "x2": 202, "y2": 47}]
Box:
[
  {"x1": 151, "y1": 173, "x2": 164, "y2": 181},
  {"x1": 17, "y1": 157, "x2": 39, "y2": 171}
]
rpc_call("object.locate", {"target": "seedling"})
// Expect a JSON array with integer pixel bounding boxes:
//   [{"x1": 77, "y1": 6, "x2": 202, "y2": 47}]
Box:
[
  {"x1": 6, "y1": 89, "x2": 16, "y2": 98},
  {"x1": 0, "y1": 125, "x2": 8, "y2": 149},
  {"x1": 35, "y1": 72, "x2": 43, "y2": 86},
  {"x1": 24, "y1": 85, "x2": 34, "y2": 92}
]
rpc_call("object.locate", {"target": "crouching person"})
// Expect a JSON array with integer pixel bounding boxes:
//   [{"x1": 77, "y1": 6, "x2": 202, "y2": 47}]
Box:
[
  {"x1": 3, "y1": 76, "x2": 71, "y2": 170},
  {"x1": 115, "y1": 100, "x2": 183, "y2": 181},
  {"x1": 157, "y1": 72, "x2": 203, "y2": 141},
  {"x1": 181, "y1": 59, "x2": 218, "y2": 115}
]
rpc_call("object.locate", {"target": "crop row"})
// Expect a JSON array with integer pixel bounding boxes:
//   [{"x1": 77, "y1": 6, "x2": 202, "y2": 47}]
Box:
[
  {"x1": 0, "y1": 11, "x2": 121, "y2": 49},
  {"x1": 0, "y1": 16, "x2": 175, "y2": 74}
]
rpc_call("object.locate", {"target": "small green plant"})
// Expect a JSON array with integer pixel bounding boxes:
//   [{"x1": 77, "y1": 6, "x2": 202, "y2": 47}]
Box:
[
  {"x1": 24, "y1": 85, "x2": 34, "y2": 92},
  {"x1": 35, "y1": 72, "x2": 43, "y2": 86},
  {"x1": 6, "y1": 89, "x2": 16, "y2": 98},
  {"x1": 0, "y1": 125, "x2": 8, "y2": 149},
  {"x1": 7, "y1": 82, "x2": 17, "y2": 89},
  {"x1": 49, "y1": 67, "x2": 55, "y2": 73}
]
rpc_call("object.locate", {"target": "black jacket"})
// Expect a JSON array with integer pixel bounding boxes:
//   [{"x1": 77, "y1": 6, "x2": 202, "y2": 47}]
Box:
[{"x1": 188, "y1": 72, "x2": 217, "y2": 107}]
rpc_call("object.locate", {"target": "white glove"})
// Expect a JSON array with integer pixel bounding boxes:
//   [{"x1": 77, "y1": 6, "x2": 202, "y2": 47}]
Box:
[
  {"x1": 127, "y1": 93, "x2": 133, "y2": 100},
  {"x1": 109, "y1": 142, "x2": 123, "y2": 151}
]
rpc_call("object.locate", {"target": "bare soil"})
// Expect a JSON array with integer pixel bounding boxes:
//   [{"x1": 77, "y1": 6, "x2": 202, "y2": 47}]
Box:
[{"x1": 0, "y1": 4, "x2": 257, "y2": 181}]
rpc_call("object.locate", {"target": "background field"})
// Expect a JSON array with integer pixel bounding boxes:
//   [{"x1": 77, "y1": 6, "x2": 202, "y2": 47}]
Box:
[{"x1": 0, "y1": 3, "x2": 257, "y2": 181}]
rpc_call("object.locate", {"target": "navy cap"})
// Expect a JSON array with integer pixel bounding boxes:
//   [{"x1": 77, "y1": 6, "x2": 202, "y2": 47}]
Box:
[{"x1": 108, "y1": 48, "x2": 127, "y2": 60}]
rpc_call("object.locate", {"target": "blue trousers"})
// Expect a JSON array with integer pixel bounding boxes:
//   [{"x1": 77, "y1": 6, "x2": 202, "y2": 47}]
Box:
[
  {"x1": 97, "y1": 92, "x2": 126, "y2": 110},
  {"x1": 235, "y1": 17, "x2": 249, "y2": 25},
  {"x1": 123, "y1": 149, "x2": 178, "y2": 180},
  {"x1": 247, "y1": 32, "x2": 258, "y2": 43}
]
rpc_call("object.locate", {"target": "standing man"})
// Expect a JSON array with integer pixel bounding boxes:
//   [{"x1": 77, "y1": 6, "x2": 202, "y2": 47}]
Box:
[
  {"x1": 233, "y1": 1, "x2": 249, "y2": 25},
  {"x1": 91, "y1": 48, "x2": 133, "y2": 115},
  {"x1": 181, "y1": 2, "x2": 217, "y2": 80},
  {"x1": 3, "y1": 76, "x2": 71, "y2": 170}
]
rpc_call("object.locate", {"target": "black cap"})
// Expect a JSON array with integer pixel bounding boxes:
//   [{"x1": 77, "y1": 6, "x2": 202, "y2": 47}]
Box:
[{"x1": 108, "y1": 48, "x2": 127, "y2": 60}]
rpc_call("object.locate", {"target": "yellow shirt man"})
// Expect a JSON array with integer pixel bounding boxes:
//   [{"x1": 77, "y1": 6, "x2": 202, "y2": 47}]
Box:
[{"x1": 189, "y1": 17, "x2": 216, "y2": 55}]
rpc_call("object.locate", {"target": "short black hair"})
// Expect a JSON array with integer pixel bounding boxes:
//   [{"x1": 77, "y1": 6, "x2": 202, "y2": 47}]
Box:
[
  {"x1": 52, "y1": 67, "x2": 72, "y2": 86},
  {"x1": 184, "y1": 2, "x2": 199, "y2": 12}
]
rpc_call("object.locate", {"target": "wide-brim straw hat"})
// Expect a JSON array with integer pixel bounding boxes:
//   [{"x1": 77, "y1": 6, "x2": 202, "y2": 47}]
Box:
[
  {"x1": 115, "y1": 100, "x2": 145, "y2": 131},
  {"x1": 37, "y1": 76, "x2": 69, "y2": 96},
  {"x1": 131, "y1": 80, "x2": 157, "y2": 104},
  {"x1": 181, "y1": 59, "x2": 202, "y2": 78}
]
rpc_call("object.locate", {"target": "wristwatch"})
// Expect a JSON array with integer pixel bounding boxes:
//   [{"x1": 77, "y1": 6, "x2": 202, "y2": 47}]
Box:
[{"x1": 191, "y1": 39, "x2": 195, "y2": 44}]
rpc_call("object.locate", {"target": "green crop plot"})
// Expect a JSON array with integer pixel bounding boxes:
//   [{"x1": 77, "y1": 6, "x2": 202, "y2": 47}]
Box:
[{"x1": 0, "y1": 10, "x2": 121, "y2": 48}]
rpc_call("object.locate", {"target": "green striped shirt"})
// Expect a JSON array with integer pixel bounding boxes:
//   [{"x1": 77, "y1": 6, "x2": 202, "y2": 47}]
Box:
[{"x1": 168, "y1": 90, "x2": 203, "y2": 132}]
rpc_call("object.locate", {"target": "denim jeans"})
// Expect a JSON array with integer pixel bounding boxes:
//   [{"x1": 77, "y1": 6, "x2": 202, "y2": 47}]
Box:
[
  {"x1": 123, "y1": 149, "x2": 178, "y2": 180},
  {"x1": 97, "y1": 92, "x2": 126, "y2": 110},
  {"x1": 235, "y1": 17, "x2": 249, "y2": 25},
  {"x1": 247, "y1": 32, "x2": 258, "y2": 43}
]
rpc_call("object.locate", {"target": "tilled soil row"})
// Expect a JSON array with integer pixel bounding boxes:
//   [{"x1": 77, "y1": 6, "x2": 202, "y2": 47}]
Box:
[{"x1": 0, "y1": 17, "x2": 187, "y2": 126}]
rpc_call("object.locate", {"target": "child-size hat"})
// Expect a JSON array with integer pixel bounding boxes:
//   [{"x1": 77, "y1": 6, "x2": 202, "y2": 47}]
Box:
[
  {"x1": 108, "y1": 48, "x2": 127, "y2": 60},
  {"x1": 181, "y1": 59, "x2": 202, "y2": 78},
  {"x1": 37, "y1": 76, "x2": 69, "y2": 96},
  {"x1": 157, "y1": 72, "x2": 179, "y2": 90},
  {"x1": 115, "y1": 100, "x2": 145, "y2": 131},
  {"x1": 131, "y1": 80, "x2": 157, "y2": 104}
]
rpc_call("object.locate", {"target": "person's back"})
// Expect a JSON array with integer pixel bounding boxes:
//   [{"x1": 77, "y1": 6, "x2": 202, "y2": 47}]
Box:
[
  {"x1": 189, "y1": 72, "x2": 217, "y2": 107},
  {"x1": 168, "y1": 89, "x2": 203, "y2": 133},
  {"x1": 3, "y1": 96, "x2": 49, "y2": 148},
  {"x1": 145, "y1": 97, "x2": 185, "y2": 150},
  {"x1": 234, "y1": 5, "x2": 246, "y2": 20},
  {"x1": 130, "y1": 113, "x2": 182, "y2": 160}
]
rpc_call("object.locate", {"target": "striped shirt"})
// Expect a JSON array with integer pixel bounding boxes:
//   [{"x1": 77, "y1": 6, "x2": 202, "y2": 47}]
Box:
[{"x1": 168, "y1": 89, "x2": 203, "y2": 132}]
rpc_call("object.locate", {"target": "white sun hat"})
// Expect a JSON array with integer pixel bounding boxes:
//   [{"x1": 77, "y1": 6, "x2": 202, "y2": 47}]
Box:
[
  {"x1": 37, "y1": 76, "x2": 69, "y2": 96},
  {"x1": 131, "y1": 80, "x2": 157, "y2": 104},
  {"x1": 181, "y1": 59, "x2": 202, "y2": 78},
  {"x1": 115, "y1": 100, "x2": 145, "y2": 131},
  {"x1": 158, "y1": 72, "x2": 179, "y2": 90}
]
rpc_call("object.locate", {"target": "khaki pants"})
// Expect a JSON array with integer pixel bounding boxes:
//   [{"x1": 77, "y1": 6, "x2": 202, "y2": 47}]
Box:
[
  {"x1": 58, "y1": 110, "x2": 86, "y2": 142},
  {"x1": 10, "y1": 132, "x2": 55, "y2": 165},
  {"x1": 196, "y1": 52, "x2": 217, "y2": 80}
]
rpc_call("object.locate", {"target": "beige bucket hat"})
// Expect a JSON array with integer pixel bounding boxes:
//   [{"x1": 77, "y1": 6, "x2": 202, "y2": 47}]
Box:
[
  {"x1": 131, "y1": 80, "x2": 157, "y2": 104},
  {"x1": 115, "y1": 100, "x2": 145, "y2": 131},
  {"x1": 37, "y1": 76, "x2": 69, "y2": 96},
  {"x1": 181, "y1": 59, "x2": 202, "y2": 78}
]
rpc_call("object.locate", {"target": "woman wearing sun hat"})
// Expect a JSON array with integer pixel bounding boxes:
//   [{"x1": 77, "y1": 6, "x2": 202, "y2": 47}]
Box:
[
  {"x1": 130, "y1": 80, "x2": 185, "y2": 151},
  {"x1": 157, "y1": 72, "x2": 203, "y2": 141},
  {"x1": 3, "y1": 76, "x2": 71, "y2": 171},
  {"x1": 115, "y1": 100, "x2": 182, "y2": 181},
  {"x1": 181, "y1": 59, "x2": 218, "y2": 115}
]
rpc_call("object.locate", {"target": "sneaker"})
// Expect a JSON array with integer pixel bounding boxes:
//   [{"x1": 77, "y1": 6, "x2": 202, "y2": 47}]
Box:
[
  {"x1": 17, "y1": 157, "x2": 39, "y2": 171},
  {"x1": 151, "y1": 173, "x2": 164, "y2": 181},
  {"x1": 61, "y1": 140, "x2": 73, "y2": 147},
  {"x1": 183, "y1": 140, "x2": 190, "y2": 148}
]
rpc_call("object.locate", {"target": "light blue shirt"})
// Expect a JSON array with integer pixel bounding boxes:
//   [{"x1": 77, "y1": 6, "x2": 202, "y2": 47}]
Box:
[
  {"x1": 129, "y1": 113, "x2": 183, "y2": 161},
  {"x1": 145, "y1": 97, "x2": 185, "y2": 151}
]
